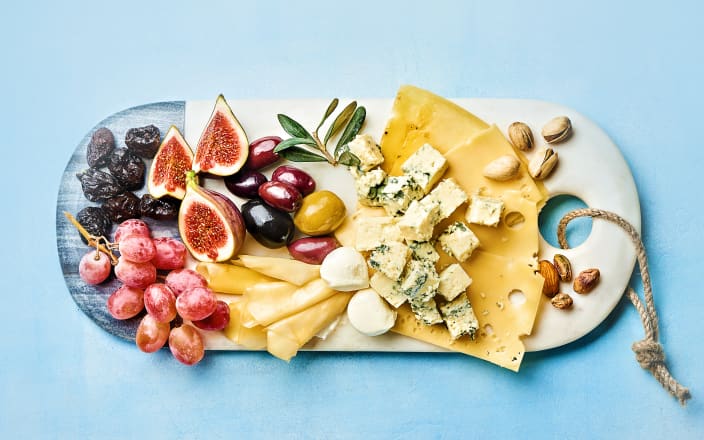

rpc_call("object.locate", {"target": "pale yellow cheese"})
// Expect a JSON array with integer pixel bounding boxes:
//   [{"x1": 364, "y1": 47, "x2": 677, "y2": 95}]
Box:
[
  {"x1": 223, "y1": 297, "x2": 268, "y2": 349},
  {"x1": 195, "y1": 262, "x2": 276, "y2": 294},
  {"x1": 236, "y1": 255, "x2": 320, "y2": 286},
  {"x1": 267, "y1": 292, "x2": 352, "y2": 361},
  {"x1": 443, "y1": 125, "x2": 547, "y2": 205},
  {"x1": 392, "y1": 251, "x2": 544, "y2": 371},
  {"x1": 379, "y1": 85, "x2": 489, "y2": 176},
  {"x1": 244, "y1": 278, "x2": 337, "y2": 327}
]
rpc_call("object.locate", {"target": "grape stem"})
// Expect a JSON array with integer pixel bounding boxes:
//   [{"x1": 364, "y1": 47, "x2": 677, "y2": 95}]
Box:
[{"x1": 63, "y1": 211, "x2": 119, "y2": 265}]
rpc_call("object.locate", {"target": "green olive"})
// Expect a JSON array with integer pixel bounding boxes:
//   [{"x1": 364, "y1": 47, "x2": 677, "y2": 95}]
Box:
[{"x1": 294, "y1": 190, "x2": 347, "y2": 236}]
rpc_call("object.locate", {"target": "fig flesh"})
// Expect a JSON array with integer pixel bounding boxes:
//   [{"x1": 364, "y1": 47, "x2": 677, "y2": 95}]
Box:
[
  {"x1": 178, "y1": 171, "x2": 246, "y2": 262},
  {"x1": 148, "y1": 126, "x2": 194, "y2": 200},
  {"x1": 193, "y1": 95, "x2": 249, "y2": 176}
]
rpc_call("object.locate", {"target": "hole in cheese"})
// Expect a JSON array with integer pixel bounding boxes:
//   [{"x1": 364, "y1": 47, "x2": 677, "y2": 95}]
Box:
[
  {"x1": 484, "y1": 324, "x2": 494, "y2": 336},
  {"x1": 504, "y1": 211, "x2": 526, "y2": 229},
  {"x1": 539, "y1": 194, "x2": 593, "y2": 248},
  {"x1": 508, "y1": 290, "x2": 526, "y2": 306}
]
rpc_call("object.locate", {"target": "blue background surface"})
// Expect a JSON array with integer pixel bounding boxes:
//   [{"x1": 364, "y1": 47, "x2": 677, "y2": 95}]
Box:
[{"x1": 2, "y1": 0, "x2": 703, "y2": 438}]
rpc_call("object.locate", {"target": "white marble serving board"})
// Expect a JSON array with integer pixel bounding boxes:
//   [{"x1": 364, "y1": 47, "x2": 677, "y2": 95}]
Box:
[{"x1": 181, "y1": 98, "x2": 641, "y2": 353}]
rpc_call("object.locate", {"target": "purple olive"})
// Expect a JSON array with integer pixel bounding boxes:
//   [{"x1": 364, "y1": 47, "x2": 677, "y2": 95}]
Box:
[
  {"x1": 258, "y1": 181, "x2": 302, "y2": 212},
  {"x1": 224, "y1": 169, "x2": 267, "y2": 199},
  {"x1": 271, "y1": 165, "x2": 316, "y2": 196},
  {"x1": 288, "y1": 237, "x2": 340, "y2": 265},
  {"x1": 245, "y1": 136, "x2": 282, "y2": 170}
]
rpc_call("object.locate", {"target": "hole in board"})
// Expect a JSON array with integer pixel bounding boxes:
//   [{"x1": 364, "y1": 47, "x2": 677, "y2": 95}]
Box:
[
  {"x1": 508, "y1": 289, "x2": 526, "y2": 306},
  {"x1": 504, "y1": 211, "x2": 526, "y2": 229},
  {"x1": 539, "y1": 194, "x2": 593, "y2": 248}
]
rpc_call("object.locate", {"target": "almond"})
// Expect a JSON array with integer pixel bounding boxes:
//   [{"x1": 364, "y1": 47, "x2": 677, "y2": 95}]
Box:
[{"x1": 539, "y1": 260, "x2": 560, "y2": 298}]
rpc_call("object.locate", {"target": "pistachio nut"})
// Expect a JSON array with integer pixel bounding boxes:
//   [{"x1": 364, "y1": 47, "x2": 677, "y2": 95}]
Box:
[
  {"x1": 542, "y1": 116, "x2": 572, "y2": 144},
  {"x1": 508, "y1": 122, "x2": 534, "y2": 151},
  {"x1": 483, "y1": 155, "x2": 521, "y2": 181},
  {"x1": 529, "y1": 147, "x2": 558, "y2": 180}
]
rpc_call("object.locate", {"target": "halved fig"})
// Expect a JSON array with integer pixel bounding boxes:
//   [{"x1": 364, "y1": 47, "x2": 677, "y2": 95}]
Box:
[
  {"x1": 192, "y1": 94, "x2": 249, "y2": 176},
  {"x1": 147, "y1": 126, "x2": 194, "y2": 200},
  {"x1": 178, "y1": 171, "x2": 246, "y2": 262}
]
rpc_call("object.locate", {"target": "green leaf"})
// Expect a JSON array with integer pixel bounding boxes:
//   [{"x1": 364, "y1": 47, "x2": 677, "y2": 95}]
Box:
[
  {"x1": 278, "y1": 147, "x2": 328, "y2": 162},
  {"x1": 337, "y1": 151, "x2": 361, "y2": 167},
  {"x1": 274, "y1": 137, "x2": 317, "y2": 153},
  {"x1": 335, "y1": 106, "x2": 366, "y2": 158},
  {"x1": 277, "y1": 114, "x2": 314, "y2": 141},
  {"x1": 316, "y1": 98, "x2": 339, "y2": 132},
  {"x1": 324, "y1": 101, "x2": 357, "y2": 144}
]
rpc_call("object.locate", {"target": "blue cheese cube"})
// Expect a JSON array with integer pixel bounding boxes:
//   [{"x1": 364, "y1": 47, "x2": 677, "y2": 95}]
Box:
[
  {"x1": 370, "y1": 272, "x2": 406, "y2": 308},
  {"x1": 410, "y1": 297, "x2": 444, "y2": 325},
  {"x1": 401, "y1": 144, "x2": 448, "y2": 194},
  {"x1": 400, "y1": 260, "x2": 439, "y2": 303},
  {"x1": 438, "y1": 221, "x2": 480, "y2": 262},
  {"x1": 347, "y1": 134, "x2": 384, "y2": 171},
  {"x1": 378, "y1": 175, "x2": 423, "y2": 216},
  {"x1": 437, "y1": 263, "x2": 472, "y2": 301},
  {"x1": 354, "y1": 168, "x2": 386, "y2": 207},
  {"x1": 466, "y1": 195, "x2": 504, "y2": 227},
  {"x1": 368, "y1": 241, "x2": 411, "y2": 280},
  {"x1": 408, "y1": 241, "x2": 439, "y2": 263},
  {"x1": 439, "y1": 294, "x2": 479, "y2": 340},
  {"x1": 420, "y1": 178, "x2": 468, "y2": 220},
  {"x1": 355, "y1": 216, "x2": 402, "y2": 251},
  {"x1": 397, "y1": 200, "x2": 440, "y2": 242}
]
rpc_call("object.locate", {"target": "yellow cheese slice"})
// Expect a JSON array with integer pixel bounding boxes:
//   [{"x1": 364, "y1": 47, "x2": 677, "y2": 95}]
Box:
[
  {"x1": 266, "y1": 292, "x2": 352, "y2": 361},
  {"x1": 379, "y1": 85, "x2": 489, "y2": 176},
  {"x1": 223, "y1": 298, "x2": 267, "y2": 349},
  {"x1": 236, "y1": 255, "x2": 321, "y2": 286},
  {"x1": 392, "y1": 251, "x2": 544, "y2": 371},
  {"x1": 334, "y1": 205, "x2": 388, "y2": 248},
  {"x1": 443, "y1": 124, "x2": 547, "y2": 205},
  {"x1": 195, "y1": 262, "x2": 276, "y2": 294},
  {"x1": 241, "y1": 281, "x2": 298, "y2": 327},
  {"x1": 244, "y1": 278, "x2": 337, "y2": 327}
]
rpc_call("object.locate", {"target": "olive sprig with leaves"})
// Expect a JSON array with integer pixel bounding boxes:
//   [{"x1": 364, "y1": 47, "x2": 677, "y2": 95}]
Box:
[{"x1": 274, "y1": 99, "x2": 366, "y2": 166}]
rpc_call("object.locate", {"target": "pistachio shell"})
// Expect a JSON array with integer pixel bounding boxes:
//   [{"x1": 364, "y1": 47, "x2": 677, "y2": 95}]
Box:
[
  {"x1": 508, "y1": 122, "x2": 534, "y2": 151},
  {"x1": 483, "y1": 155, "x2": 521, "y2": 181},
  {"x1": 541, "y1": 116, "x2": 572, "y2": 143},
  {"x1": 529, "y1": 147, "x2": 558, "y2": 180}
]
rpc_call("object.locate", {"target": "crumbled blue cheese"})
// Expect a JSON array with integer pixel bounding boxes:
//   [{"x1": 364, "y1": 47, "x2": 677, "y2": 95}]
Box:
[
  {"x1": 355, "y1": 216, "x2": 402, "y2": 251},
  {"x1": 410, "y1": 297, "x2": 444, "y2": 325},
  {"x1": 400, "y1": 260, "x2": 439, "y2": 303},
  {"x1": 354, "y1": 168, "x2": 386, "y2": 207},
  {"x1": 369, "y1": 272, "x2": 406, "y2": 308},
  {"x1": 466, "y1": 195, "x2": 504, "y2": 227},
  {"x1": 368, "y1": 241, "x2": 411, "y2": 280},
  {"x1": 408, "y1": 241, "x2": 439, "y2": 263},
  {"x1": 347, "y1": 134, "x2": 384, "y2": 171},
  {"x1": 401, "y1": 144, "x2": 448, "y2": 194},
  {"x1": 437, "y1": 263, "x2": 472, "y2": 301},
  {"x1": 420, "y1": 178, "x2": 468, "y2": 220},
  {"x1": 378, "y1": 175, "x2": 423, "y2": 216},
  {"x1": 397, "y1": 199, "x2": 440, "y2": 242},
  {"x1": 439, "y1": 294, "x2": 479, "y2": 340},
  {"x1": 438, "y1": 221, "x2": 480, "y2": 262}
]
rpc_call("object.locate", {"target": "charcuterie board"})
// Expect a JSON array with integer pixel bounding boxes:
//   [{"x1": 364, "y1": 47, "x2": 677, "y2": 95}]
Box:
[{"x1": 56, "y1": 95, "x2": 640, "y2": 358}]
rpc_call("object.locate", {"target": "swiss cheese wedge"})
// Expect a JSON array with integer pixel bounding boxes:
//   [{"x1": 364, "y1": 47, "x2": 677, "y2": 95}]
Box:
[{"x1": 374, "y1": 86, "x2": 547, "y2": 371}]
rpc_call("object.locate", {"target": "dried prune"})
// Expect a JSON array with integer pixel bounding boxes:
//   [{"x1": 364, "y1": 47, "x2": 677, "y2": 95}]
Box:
[
  {"x1": 86, "y1": 127, "x2": 115, "y2": 168},
  {"x1": 125, "y1": 125, "x2": 161, "y2": 158},
  {"x1": 140, "y1": 194, "x2": 180, "y2": 220},
  {"x1": 77, "y1": 168, "x2": 125, "y2": 202},
  {"x1": 102, "y1": 192, "x2": 141, "y2": 223},
  {"x1": 108, "y1": 148, "x2": 145, "y2": 191},
  {"x1": 75, "y1": 206, "x2": 112, "y2": 244}
]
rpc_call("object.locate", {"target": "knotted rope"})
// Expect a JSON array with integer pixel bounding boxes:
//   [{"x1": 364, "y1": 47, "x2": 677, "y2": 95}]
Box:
[{"x1": 557, "y1": 208, "x2": 691, "y2": 406}]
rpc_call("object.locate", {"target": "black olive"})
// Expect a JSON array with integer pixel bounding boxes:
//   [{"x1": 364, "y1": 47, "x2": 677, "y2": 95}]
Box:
[
  {"x1": 125, "y1": 124, "x2": 160, "y2": 158},
  {"x1": 75, "y1": 206, "x2": 112, "y2": 244},
  {"x1": 241, "y1": 199, "x2": 294, "y2": 249},
  {"x1": 102, "y1": 192, "x2": 141, "y2": 223},
  {"x1": 108, "y1": 148, "x2": 145, "y2": 191},
  {"x1": 76, "y1": 168, "x2": 125, "y2": 202},
  {"x1": 86, "y1": 127, "x2": 115, "y2": 168},
  {"x1": 140, "y1": 194, "x2": 180, "y2": 220}
]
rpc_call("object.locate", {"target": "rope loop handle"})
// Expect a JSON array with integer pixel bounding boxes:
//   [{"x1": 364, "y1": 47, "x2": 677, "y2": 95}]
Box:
[{"x1": 557, "y1": 208, "x2": 690, "y2": 406}]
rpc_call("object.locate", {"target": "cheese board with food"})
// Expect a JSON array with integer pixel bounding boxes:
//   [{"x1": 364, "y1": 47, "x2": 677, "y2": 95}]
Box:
[{"x1": 56, "y1": 85, "x2": 641, "y2": 371}]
